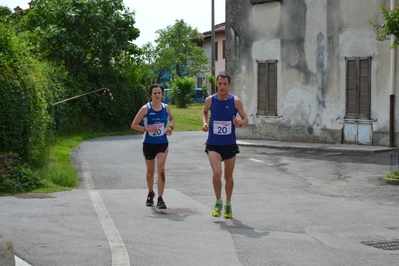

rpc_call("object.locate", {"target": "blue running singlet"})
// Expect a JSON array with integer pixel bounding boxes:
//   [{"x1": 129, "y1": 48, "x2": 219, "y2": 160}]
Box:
[
  {"x1": 142, "y1": 103, "x2": 169, "y2": 144},
  {"x1": 206, "y1": 94, "x2": 237, "y2": 145}
]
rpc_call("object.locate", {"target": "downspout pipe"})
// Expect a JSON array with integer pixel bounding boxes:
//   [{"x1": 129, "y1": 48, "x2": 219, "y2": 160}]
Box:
[
  {"x1": 211, "y1": 0, "x2": 216, "y2": 94},
  {"x1": 390, "y1": 0, "x2": 396, "y2": 147}
]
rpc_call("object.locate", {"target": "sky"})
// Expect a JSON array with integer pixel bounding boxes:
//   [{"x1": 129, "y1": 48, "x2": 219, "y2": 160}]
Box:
[{"x1": 0, "y1": 0, "x2": 226, "y2": 47}]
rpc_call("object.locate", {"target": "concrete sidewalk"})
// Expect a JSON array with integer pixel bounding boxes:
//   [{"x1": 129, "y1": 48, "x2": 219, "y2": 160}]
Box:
[{"x1": 237, "y1": 139, "x2": 396, "y2": 153}]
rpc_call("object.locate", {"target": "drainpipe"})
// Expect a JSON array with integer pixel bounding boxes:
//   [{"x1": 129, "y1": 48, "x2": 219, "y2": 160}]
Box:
[
  {"x1": 390, "y1": 0, "x2": 396, "y2": 147},
  {"x1": 211, "y1": 0, "x2": 216, "y2": 94}
]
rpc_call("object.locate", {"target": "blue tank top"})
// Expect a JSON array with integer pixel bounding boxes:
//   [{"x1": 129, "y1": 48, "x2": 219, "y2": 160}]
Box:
[
  {"x1": 142, "y1": 103, "x2": 169, "y2": 144},
  {"x1": 206, "y1": 94, "x2": 237, "y2": 145}
]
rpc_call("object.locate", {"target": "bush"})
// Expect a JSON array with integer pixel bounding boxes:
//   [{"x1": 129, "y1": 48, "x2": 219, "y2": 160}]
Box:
[
  {"x1": 170, "y1": 76, "x2": 196, "y2": 108},
  {"x1": 0, "y1": 164, "x2": 43, "y2": 193},
  {"x1": 386, "y1": 171, "x2": 399, "y2": 179}
]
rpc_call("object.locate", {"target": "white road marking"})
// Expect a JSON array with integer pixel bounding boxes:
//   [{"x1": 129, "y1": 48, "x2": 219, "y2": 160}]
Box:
[
  {"x1": 15, "y1": 256, "x2": 32, "y2": 266},
  {"x1": 83, "y1": 162, "x2": 130, "y2": 266},
  {"x1": 249, "y1": 158, "x2": 263, "y2": 163},
  {"x1": 82, "y1": 162, "x2": 95, "y2": 190}
]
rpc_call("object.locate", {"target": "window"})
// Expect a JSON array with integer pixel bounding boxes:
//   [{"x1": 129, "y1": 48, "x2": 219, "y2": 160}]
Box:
[
  {"x1": 257, "y1": 60, "x2": 277, "y2": 116},
  {"x1": 250, "y1": 0, "x2": 280, "y2": 4},
  {"x1": 215, "y1": 41, "x2": 218, "y2": 61},
  {"x1": 223, "y1": 40, "x2": 226, "y2": 59},
  {"x1": 197, "y1": 77, "x2": 203, "y2": 88},
  {"x1": 345, "y1": 57, "x2": 371, "y2": 120}
]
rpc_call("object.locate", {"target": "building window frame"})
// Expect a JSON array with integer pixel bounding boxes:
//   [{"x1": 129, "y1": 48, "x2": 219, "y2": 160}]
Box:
[
  {"x1": 257, "y1": 60, "x2": 278, "y2": 116},
  {"x1": 197, "y1": 76, "x2": 203, "y2": 88},
  {"x1": 345, "y1": 56, "x2": 371, "y2": 120},
  {"x1": 222, "y1": 40, "x2": 226, "y2": 59},
  {"x1": 215, "y1": 41, "x2": 218, "y2": 61}
]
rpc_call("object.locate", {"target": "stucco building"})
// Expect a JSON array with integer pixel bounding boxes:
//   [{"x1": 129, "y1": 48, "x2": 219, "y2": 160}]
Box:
[
  {"x1": 226, "y1": 0, "x2": 398, "y2": 146},
  {"x1": 197, "y1": 23, "x2": 226, "y2": 93}
]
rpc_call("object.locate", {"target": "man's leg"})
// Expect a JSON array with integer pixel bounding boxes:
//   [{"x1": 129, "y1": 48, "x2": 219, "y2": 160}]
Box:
[
  {"x1": 223, "y1": 156, "x2": 236, "y2": 202},
  {"x1": 207, "y1": 151, "x2": 223, "y2": 199},
  {"x1": 208, "y1": 151, "x2": 224, "y2": 216}
]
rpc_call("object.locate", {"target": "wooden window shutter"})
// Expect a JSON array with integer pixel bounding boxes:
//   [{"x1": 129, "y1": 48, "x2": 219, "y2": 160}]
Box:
[
  {"x1": 267, "y1": 61, "x2": 277, "y2": 116},
  {"x1": 215, "y1": 41, "x2": 218, "y2": 61},
  {"x1": 258, "y1": 62, "x2": 267, "y2": 115},
  {"x1": 346, "y1": 59, "x2": 358, "y2": 119},
  {"x1": 223, "y1": 40, "x2": 226, "y2": 59},
  {"x1": 258, "y1": 60, "x2": 277, "y2": 115},
  {"x1": 345, "y1": 57, "x2": 371, "y2": 119},
  {"x1": 358, "y1": 58, "x2": 371, "y2": 119}
]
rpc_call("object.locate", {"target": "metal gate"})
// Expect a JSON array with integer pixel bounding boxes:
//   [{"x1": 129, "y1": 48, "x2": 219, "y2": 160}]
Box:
[{"x1": 343, "y1": 121, "x2": 372, "y2": 145}]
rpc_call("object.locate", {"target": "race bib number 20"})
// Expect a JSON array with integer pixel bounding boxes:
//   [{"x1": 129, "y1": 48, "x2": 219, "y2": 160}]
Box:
[
  {"x1": 147, "y1": 124, "x2": 165, "y2": 137},
  {"x1": 213, "y1": 121, "x2": 232, "y2": 135}
]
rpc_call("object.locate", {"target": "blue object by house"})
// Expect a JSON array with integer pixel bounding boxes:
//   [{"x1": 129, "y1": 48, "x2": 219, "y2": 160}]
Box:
[
  {"x1": 193, "y1": 88, "x2": 207, "y2": 103},
  {"x1": 163, "y1": 88, "x2": 207, "y2": 104}
]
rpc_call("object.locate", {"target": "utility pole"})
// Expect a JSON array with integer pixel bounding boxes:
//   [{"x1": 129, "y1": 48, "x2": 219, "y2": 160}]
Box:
[{"x1": 211, "y1": 0, "x2": 216, "y2": 94}]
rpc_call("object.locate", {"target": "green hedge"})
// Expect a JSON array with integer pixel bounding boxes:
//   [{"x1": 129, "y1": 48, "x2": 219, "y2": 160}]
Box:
[{"x1": 0, "y1": 24, "x2": 50, "y2": 166}]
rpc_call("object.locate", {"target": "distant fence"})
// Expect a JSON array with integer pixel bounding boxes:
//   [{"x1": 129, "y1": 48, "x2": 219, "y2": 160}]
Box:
[{"x1": 390, "y1": 150, "x2": 399, "y2": 172}]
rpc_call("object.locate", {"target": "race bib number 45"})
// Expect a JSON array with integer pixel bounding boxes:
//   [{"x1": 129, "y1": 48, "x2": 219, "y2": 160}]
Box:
[
  {"x1": 147, "y1": 124, "x2": 165, "y2": 137},
  {"x1": 213, "y1": 121, "x2": 232, "y2": 135}
]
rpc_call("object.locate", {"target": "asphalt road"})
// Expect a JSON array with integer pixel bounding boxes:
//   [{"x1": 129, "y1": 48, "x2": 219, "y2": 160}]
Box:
[{"x1": 1, "y1": 131, "x2": 399, "y2": 266}]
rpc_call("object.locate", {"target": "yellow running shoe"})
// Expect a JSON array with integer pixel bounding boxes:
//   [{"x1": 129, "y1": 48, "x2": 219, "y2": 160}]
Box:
[
  {"x1": 212, "y1": 200, "x2": 223, "y2": 217},
  {"x1": 223, "y1": 203, "x2": 233, "y2": 218}
]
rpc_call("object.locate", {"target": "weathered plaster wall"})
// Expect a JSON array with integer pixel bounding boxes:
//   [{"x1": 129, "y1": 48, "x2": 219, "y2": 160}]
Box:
[{"x1": 227, "y1": 0, "x2": 397, "y2": 145}]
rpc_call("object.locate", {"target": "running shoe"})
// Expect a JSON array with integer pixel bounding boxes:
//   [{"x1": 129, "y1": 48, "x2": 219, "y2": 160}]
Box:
[
  {"x1": 212, "y1": 200, "x2": 223, "y2": 217},
  {"x1": 223, "y1": 203, "x2": 233, "y2": 219},
  {"x1": 157, "y1": 198, "x2": 167, "y2": 209},
  {"x1": 146, "y1": 191, "x2": 155, "y2": 207}
]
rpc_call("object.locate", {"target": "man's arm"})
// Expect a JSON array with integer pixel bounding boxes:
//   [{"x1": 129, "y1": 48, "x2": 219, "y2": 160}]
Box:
[{"x1": 202, "y1": 96, "x2": 212, "y2": 132}]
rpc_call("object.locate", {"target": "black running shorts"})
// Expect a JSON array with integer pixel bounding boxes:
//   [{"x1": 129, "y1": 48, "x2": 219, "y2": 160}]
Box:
[
  {"x1": 143, "y1": 143, "x2": 169, "y2": 160},
  {"x1": 205, "y1": 144, "x2": 240, "y2": 161}
]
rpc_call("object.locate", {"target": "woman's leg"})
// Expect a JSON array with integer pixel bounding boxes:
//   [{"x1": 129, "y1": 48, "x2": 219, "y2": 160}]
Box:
[
  {"x1": 144, "y1": 158, "x2": 155, "y2": 192},
  {"x1": 155, "y1": 152, "x2": 167, "y2": 197}
]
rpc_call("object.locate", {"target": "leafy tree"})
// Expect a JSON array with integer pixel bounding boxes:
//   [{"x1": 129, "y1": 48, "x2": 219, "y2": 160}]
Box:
[
  {"x1": 154, "y1": 19, "x2": 209, "y2": 79},
  {"x1": 23, "y1": 0, "x2": 140, "y2": 75},
  {"x1": 372, "y1": 4, "x2": 399, "y2": 48},
  {"x1": 136, "y1": 42, "x2": 163, "y2": 86},
  {"x1": 0, "y1": 6, "x2": 11, "y2": 18},
  {"x1": 14, "y1": 0, "x2": 148, "y2": 132}
]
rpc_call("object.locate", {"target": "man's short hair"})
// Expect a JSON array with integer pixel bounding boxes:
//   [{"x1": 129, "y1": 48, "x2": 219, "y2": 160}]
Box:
[{"x1": 216, "y1": 71, "x2": 231, "y2": 83}]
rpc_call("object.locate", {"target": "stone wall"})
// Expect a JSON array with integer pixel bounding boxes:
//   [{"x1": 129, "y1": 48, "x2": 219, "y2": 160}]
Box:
[{"x1": 0, "y1": 154, "x2": 19, "y2": 177}]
